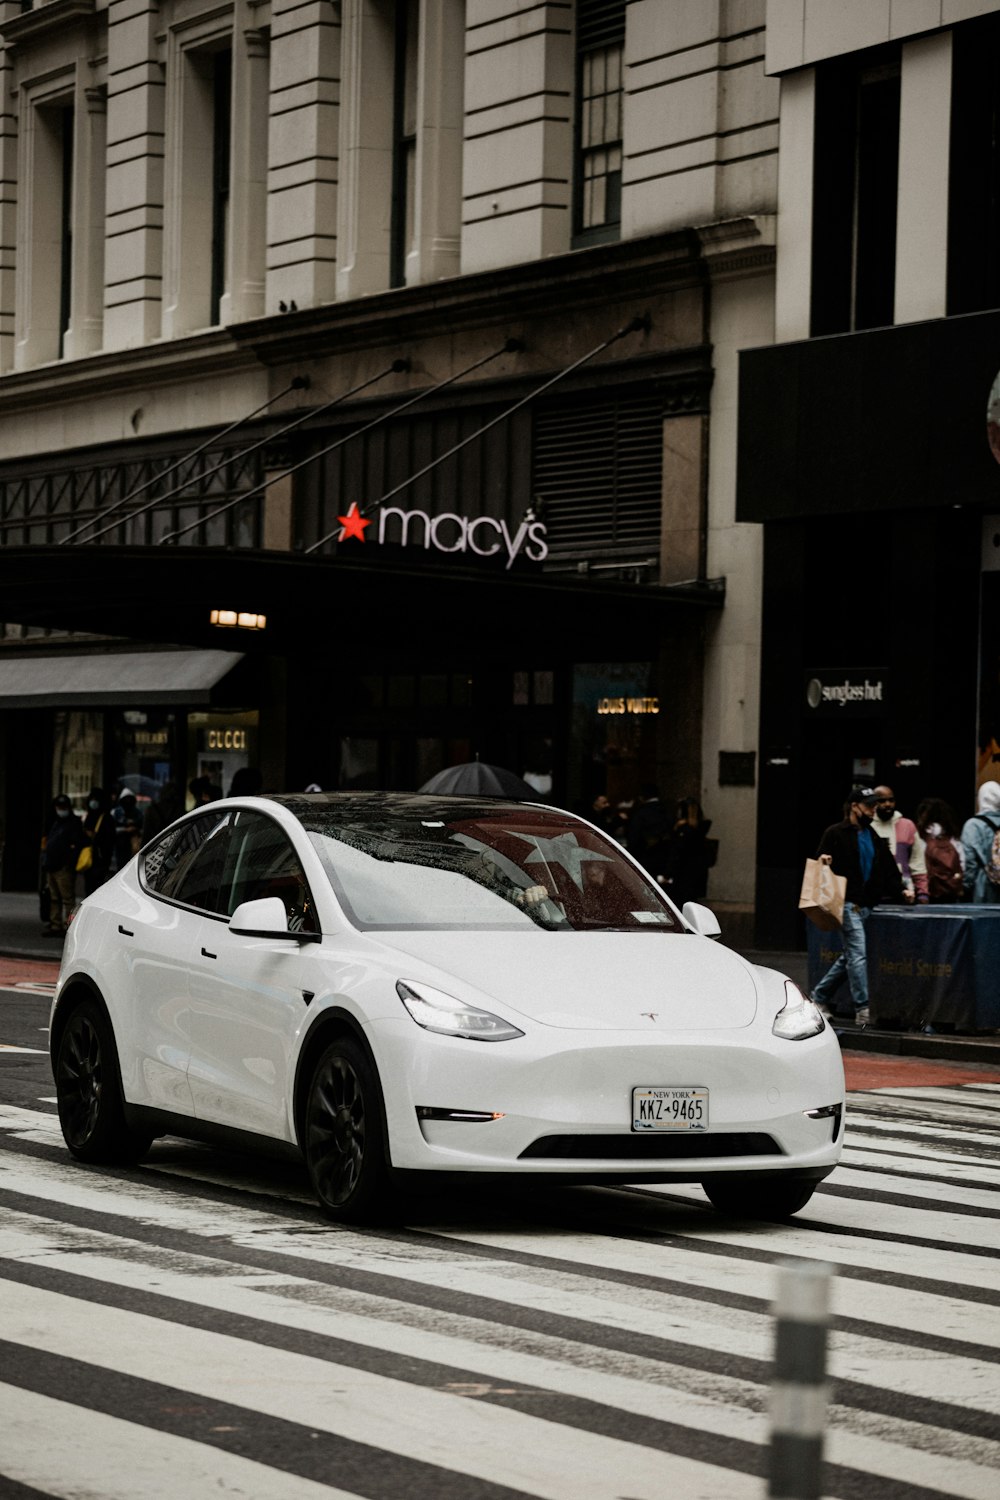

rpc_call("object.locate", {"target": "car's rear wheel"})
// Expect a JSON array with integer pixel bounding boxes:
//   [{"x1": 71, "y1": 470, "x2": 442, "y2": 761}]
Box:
[
  {"x1": 702, "y1": 1176, "x2": 817, "y2": 1219},
  {"x1": 55, "y1": 998, "x2": 153, "y2": 1164},
  {"x1": 304, "y1": 1037, "x2": 390, "y2": 1222}
]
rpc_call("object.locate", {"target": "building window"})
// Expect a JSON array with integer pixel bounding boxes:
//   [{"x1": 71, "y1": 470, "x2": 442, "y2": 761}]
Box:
[
  {"x1": 210, "y1": 50, "x2": 232, "y2": 326},
  {"x1": 58, "y1": 107, "x2": 74, "y2": 355},
  {"x1": 574, "y1": 0, "x2": 625, "y2": 245},
  {"x1": 811, "y1": 47, "x2": 900, "y2": 336},
  {"x1": 163, "y1": 34, "x2": 234, "y2": 336},
  {"x1": 390, "y1": 0, "x2": 419, "y2": 288},
  {"x1": 948, "y1": 15, "x2": 1000, "y2": 316}
]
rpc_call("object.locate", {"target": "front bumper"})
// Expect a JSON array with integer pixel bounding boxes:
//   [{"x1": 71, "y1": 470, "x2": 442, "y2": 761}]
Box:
[{"x1": 369, "y1": 1015, "x2": 846, "y2": 1179}]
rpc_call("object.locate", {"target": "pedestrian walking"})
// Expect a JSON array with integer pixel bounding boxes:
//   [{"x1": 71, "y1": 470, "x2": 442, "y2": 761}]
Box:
[
  {"x1": 811, "y1": 785, "x2": 909, "y2": 1027},
  {"x1": 661, "y1": 796, "x2": 715, "y2": 909},
  {"x1": 915, "y1": 797, "x2": 965, "y2": 903},
  {"x1": 41, "y1": 794, "x2": 83, "y2": 936},
  {"x1": 960, "y1": 781, "x2": 1000, "y2": 904},
  {"x1": 625, "y1": 784, "x2": 673, "y2": 880},
  {"x1": 872, "y1": 784, "x2": 928, "y2": 902},
  {"x1": 110, "y1": 790, "x2": 142, "y2": 871},
  {"x1": 80, "y1": 787, "x2": 115, "y2": 894}
]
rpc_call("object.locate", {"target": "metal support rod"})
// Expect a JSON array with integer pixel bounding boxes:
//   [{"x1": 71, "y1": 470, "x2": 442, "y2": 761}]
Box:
[
  {"x1": 59, "y1": 376, "x2": 311, "y2": 545},
  {"x1": 768, "y1": 1259, "x2": 833, "y2": 1500},
  {"x1": 87, "y1": 363, "x2": 409, "y2": 546},
  {"x1": 304, "y1": 313, "x2": 651, "y2": 555},
  {"x1": 160, "y1": 340, "x2": 521, "y2": 545}
]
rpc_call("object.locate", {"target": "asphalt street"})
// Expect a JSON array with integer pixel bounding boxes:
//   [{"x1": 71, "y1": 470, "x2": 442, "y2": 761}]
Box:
[{"x1": 1, "y1": 972, "x2": 998, "y2": 1498}]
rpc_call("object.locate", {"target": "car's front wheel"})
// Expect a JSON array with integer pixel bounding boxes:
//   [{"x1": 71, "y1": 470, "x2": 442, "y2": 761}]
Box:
[
  {"x1": 55, "y1": 998, "x2": 152, "y2": 1165},
  {"x1": 702, "y1": 1175, "x2": 817, "y2": 1219},
  {"x1": 304, "y1": 1037, "x2": 390, "y2": 1222}
]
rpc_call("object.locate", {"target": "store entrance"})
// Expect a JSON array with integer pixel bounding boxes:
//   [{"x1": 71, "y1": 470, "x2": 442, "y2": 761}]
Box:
[{"x1": 797, "y1": 717, "x2": 883, "y2": 865}]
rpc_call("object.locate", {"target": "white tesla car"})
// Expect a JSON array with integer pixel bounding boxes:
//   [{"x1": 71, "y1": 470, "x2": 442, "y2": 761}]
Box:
[{"x1": 50, "y1": 793, "x2": 844, "y2": 1221}]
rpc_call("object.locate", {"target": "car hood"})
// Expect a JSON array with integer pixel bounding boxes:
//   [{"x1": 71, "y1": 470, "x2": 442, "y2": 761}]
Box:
[{"x1": 375, "y1": 930, "x2": 758, "y2": 1030}]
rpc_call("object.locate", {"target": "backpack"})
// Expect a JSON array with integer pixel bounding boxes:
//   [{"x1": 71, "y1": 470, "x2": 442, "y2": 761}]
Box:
[
  {"x1": 978, "y1": 814, "x2": 1000, "y2": 887},
  {"x1": 924, "y1": 835, "x2": 963, "y2": 901}
]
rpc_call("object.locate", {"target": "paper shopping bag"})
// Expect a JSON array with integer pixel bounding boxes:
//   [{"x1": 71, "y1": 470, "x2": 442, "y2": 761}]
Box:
[{"x1": 798, "y1": 858, "x2": 846, "y2": 930}]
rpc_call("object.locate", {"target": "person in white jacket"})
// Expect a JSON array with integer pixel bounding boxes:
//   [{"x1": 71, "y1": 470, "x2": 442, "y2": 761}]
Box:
[{"x1": 872, "y1": 785, "x2": 927, "y2": 902}]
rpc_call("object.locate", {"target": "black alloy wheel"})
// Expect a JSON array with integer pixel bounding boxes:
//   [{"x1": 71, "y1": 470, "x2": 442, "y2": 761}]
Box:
[
  {"x1": 55, "y1": 998, "x2": 152, "y2": 1164},
  {"x1": 304, "y1": 1038, "x2": 390, "y2": 1222},
  {"x1": 702, "y1": 1175, "x2": 816, "y2": 1220}
]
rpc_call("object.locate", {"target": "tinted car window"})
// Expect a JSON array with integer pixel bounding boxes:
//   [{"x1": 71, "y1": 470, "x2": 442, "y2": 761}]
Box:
[
  {"x1": 141, "y1": 810, "x2": 232, "y2": 914},
  {"x1": 286, "y1": 797, "x2": 680, "y2": 933},
  {"x1": 220, "y1": 811, "x2": 318, "y2": 933}
]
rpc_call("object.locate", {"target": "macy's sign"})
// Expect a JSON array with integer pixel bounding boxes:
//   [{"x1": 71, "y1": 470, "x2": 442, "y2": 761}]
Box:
[{"x1": 337, "y1": 503, "x2": 548, "y2": 570}]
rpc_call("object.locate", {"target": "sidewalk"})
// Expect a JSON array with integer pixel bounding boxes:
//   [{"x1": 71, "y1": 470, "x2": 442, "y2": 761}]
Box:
[{"x1": 3, "y1": 892, "x2": 998, "y2": 1064}]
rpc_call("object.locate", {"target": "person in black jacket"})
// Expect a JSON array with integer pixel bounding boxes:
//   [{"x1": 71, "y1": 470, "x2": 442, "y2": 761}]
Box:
[
  {"x1": 41, "y1": 794, "x2": 84, "y2": 936},
  {"x1": 812, "y1": 784, "x2": 910, "y2": 1026},
  {"x1": 81, "y1": 787, "x2": 115, "y2": 894}
]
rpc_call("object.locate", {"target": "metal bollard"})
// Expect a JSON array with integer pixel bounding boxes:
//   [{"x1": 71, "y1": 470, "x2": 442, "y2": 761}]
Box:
[{"x1": 768, "y1": 1259, "x2": 833, "y2": 1499}]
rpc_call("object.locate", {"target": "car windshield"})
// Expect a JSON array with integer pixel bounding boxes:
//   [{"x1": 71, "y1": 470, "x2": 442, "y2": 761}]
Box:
[{"x1": 277, "y1": 795, "x2": 681, "y2": 932}]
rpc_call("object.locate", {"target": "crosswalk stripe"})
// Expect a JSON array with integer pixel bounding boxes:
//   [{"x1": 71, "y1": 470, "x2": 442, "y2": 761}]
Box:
[{"x1": 0, "y1": 1384, "x2": 365, "y2": 1500}]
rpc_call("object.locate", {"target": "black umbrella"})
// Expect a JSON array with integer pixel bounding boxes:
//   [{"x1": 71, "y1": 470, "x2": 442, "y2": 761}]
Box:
[{"x1": 418, "y1": 762, "x2": 539, "y2": 799}]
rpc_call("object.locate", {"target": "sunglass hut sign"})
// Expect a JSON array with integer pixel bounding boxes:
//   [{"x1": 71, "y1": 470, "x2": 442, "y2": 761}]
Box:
[{"x1": 337, "y1": 503, "x2": 548, "y2": 569}]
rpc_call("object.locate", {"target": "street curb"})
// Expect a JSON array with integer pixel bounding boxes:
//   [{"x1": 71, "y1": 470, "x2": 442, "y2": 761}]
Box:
[
  {"x1": 835, "y1": 1028, "x2": 1000, "y2": 1066},
  {"x1": 0, "y1": 946, "x2": 63, "y2": 964}
]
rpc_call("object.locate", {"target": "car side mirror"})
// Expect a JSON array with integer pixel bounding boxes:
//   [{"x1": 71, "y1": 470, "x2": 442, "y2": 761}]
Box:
[
  {"x1": 682, "y1": 901, "x2": 722, "y2": 939},
  {"x1": 229, "y1": 896, "x2": 319, "y2": 942}
]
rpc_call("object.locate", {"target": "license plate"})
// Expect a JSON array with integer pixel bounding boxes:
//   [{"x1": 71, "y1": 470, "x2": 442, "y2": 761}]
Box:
[{"x1": 632, "y1": 1086, "x2": 709, "y2": 1132}]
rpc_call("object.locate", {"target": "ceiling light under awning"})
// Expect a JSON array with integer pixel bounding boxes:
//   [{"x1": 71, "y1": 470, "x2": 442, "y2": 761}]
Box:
[{"x1": 210, "y1": 610, "x2": 266, "y2": 630}]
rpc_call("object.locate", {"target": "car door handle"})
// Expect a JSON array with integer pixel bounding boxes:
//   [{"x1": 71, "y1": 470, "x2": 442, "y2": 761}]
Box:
[
  {"x1": 200, "y1": 946, "x2": 217, "y2": 960},
  {"x1": 118, "y1": 925, "x2": 134, "y2": 937}
]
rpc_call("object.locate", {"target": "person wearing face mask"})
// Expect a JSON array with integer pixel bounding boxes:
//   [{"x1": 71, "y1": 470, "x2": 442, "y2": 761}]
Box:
[
  {"x1": 80, "y1": 787, "x2": 115, "y2": 894},
  {"x1": 40, "y1": 794, "x2": 84, "y2": 936},
  {"x1": 810, "y1": 785, "x2": 909, "y2": 1027},
  {"x1": 871, "y1": 784, "x2": 928, "y2": 904}
]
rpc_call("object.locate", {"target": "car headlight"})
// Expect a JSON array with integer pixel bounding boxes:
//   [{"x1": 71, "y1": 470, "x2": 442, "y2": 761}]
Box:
[
  {"x1": 772, "y1": 981, "x2": 825, "y2": 1041},
  {"x1": 396, "y1": 980, "x2": 524, "y2": 1042}
]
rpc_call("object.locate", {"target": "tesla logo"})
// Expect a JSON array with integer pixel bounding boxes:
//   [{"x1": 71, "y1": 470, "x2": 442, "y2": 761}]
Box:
[
  {"x1": 640, "y1": 1012, "x2": 658, "y2": 1022},
  {"x1": 336, "y1": 502, "x2": 548, "y2": 570}
]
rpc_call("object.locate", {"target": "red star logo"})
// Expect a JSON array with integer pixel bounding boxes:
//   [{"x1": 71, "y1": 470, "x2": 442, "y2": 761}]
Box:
[{"x1": 337, "y1": 503, "x2": 371, "y2": 543}]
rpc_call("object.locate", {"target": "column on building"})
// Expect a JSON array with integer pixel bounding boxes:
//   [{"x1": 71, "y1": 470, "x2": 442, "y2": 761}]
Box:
[
  {"x1": 405, "y1": 0, "x2": 464, "y2": 285},
  {"x1": 894, "y1": 31, "x2": 951, "y2": 325},
  {"x1": 14, "y1": 67, "x2": 74, "y2": 369},
  {"x1": 104, "y1": 0, "x2": 166, "y2": 349},
  {"x1": 267, "y1": 0, "x2": 341, "y2": 311},
  {"x1": 63, "y1": 83, "x2": 107, "y2": 360},
  {"x1": 335, "y1": 0, "x2": 396, "y2": 299},
  {"x1": 461, "y1": 0, "x2": 573, "y2": 273},
  {"x1": 0, "y1": 41, "x2": 17, "y2": 372},
  {"x1": 221, "y1": 15, "x2": 269, "y2": 325},
  {"x1": 773, "y1": 66, "x2": 814, "y2": 343}
]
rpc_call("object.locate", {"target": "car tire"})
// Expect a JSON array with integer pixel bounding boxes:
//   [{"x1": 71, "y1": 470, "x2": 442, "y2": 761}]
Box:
[
  {"x1": 304, "y1": 1037, "x2": 391, "y2": 1222},
  {"x1": 702, "y1": 1176, "x2": 816, "y2": 1219},
  {"x1": 55, "y1": 998, "x2": 153, "y2": 1165}
]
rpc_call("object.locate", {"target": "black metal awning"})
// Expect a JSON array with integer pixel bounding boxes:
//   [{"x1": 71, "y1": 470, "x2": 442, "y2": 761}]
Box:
[{"x1": 0, "y1": 546, "x2": 723, "y2": 661}]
